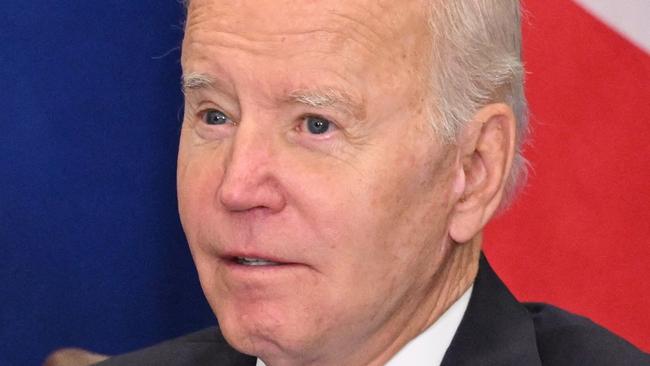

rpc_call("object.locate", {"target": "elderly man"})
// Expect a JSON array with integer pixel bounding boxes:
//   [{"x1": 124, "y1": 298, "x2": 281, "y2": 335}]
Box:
[{"x1": 92, "y1": 0, "x2": 648, "y2": 365}]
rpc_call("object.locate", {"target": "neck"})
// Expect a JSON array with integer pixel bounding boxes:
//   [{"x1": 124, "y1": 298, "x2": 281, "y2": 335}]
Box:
[
  {"x1": 258, "y1": 238, "x2": 481, "y2": 366},
  {"x1": 337, "y1": 239, "x2": 481, "y2": 366}
]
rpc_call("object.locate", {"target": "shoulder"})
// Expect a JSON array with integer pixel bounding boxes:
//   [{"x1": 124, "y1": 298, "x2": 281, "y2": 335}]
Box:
[
  {"x1": 94, "y1": 327, "x2": 256, "y2": 366},
  {"x1": 525, "y1": 303, "x2": 650, "y2": 366}
]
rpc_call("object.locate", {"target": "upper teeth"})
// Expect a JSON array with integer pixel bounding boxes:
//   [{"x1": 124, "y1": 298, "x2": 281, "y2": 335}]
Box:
[{"x1": 237, "y1": 257, "x2": 279, "y2": 266}]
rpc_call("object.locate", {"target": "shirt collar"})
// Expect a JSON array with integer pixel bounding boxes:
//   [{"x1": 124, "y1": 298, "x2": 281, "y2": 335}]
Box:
[
  {"x1": 256, "y1": 286, "x2": 473, "y2": 366},
  {"x1": 384, "y1": 285, "x2": 473, "y2": 366}
]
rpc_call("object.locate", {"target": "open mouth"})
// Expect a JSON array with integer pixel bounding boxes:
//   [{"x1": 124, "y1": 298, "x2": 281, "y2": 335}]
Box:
[{"x1": 234, "y1": 257, "x2": 282, "y2": 266}]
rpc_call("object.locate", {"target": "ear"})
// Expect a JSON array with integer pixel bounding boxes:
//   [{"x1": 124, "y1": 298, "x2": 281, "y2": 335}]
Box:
[{"x1": 448, "y1": 103, "x2": 516, "y2": 243}]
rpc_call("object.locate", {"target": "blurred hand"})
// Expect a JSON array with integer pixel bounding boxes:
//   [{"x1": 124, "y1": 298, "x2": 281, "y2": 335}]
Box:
[{"x1": 43, "y1": 348, "x2": 109, "y2": 366}]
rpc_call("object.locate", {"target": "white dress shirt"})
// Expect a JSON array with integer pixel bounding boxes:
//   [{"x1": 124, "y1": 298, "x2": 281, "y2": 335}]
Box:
[{"x1": 256, "y1": 286, "x2": 473, "y2": 366}]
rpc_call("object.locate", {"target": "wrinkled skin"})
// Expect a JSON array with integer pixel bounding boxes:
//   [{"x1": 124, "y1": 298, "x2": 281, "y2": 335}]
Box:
[{"x1": 178, "y1": 0, "x2": 470, "y2": 364}]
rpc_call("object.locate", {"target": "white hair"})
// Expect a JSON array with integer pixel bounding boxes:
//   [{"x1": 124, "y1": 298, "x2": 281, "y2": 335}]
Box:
[
  {"x1": 181, "y1": 0, "x2": 529, "y2": 205},
  {"x1": 427, "y1": 0, "x2": 529, "y2": 207}
]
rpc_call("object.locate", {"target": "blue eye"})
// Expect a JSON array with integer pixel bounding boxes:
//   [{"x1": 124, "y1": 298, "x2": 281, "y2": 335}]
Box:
[
  {"x1": 306, "y1": 116, "x2": 332, "y2": 134},
  {"x1": 204, "y1": 109, "x2": 229, "y2": 125}
]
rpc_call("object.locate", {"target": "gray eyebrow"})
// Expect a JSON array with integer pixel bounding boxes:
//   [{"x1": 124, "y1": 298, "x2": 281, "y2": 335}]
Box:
[
  {"x1": 288, "y1": 88, "x2": 365, "y2": 119},
  {"x1": 181, "y1": 72, "x2": 215, "y2": 92},
  {"x1": 181, "y1": 73, "x2": 365, "y2": 119}
]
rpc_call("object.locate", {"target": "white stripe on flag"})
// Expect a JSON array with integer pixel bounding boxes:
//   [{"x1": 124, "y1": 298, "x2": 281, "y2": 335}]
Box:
[{"x1": 572, "y1": 0, "x2": 650, "y2": 54}]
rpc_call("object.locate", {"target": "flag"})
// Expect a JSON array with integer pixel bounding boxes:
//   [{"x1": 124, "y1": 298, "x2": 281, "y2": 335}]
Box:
[{"x1": 486, "y1": 0, "x2": 650, "y2": 352}]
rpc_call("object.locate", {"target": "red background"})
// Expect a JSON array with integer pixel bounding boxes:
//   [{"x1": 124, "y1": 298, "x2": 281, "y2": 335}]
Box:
[{"x1": 485, "y1": 0, "x2": 650, "y2": 352}]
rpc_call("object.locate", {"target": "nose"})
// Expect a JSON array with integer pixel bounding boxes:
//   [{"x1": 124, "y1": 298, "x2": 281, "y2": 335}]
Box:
[{"x1": 217, "y1": 121, "x2": 286, "y2": 214}]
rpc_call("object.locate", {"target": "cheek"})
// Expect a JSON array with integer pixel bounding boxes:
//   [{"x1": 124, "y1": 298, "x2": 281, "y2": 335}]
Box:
[
  {"x1": 177, "y1": 136, "x2": 226, "y2": 244},
  {"x1": 349, "y1": 141, "x2": 454, "y2": 270}
]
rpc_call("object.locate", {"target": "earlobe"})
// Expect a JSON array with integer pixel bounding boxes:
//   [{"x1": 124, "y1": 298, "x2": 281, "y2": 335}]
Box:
[{"x1": 449, "y1": 103, "x2": 516, "y2": 244}]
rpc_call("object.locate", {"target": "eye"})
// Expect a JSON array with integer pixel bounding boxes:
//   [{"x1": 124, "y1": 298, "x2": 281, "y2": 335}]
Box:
[
  {"x1": 203, "y1": 109, "x2": 229, "y2": 125},
  {"x1": 305, "y1": 116, "x2": 334, "y2": 135}
]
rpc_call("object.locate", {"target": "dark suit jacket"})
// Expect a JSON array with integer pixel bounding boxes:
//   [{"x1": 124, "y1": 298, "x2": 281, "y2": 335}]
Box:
[{"x1": 95, "y1": 255, "x2": 649, "y2": 365}]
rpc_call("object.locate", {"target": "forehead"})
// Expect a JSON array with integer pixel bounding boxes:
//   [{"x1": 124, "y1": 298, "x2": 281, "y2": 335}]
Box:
[
  {"x1": 185, "y1": 0, "x2": 422, "y2": 32},
  {"x1": 182, "y1": 0, "x2": 431, "y2": 62}
]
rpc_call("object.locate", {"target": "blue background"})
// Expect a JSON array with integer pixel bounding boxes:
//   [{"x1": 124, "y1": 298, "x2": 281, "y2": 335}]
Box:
[
  {"x1": 0, "y1": 2, "x2": 215, "y2": 365},
  {"x1": 4, "y1": 2, "x2": 650, "y2": 365}
]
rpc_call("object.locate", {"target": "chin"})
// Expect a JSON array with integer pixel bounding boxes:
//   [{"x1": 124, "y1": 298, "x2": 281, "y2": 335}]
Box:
[{"x1": 215, "y1": 297, "x2": 316, "y2": 361}]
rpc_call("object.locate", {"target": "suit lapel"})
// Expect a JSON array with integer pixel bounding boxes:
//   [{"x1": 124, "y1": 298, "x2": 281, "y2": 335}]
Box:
[{"x1": 440, "y1": 255, "x2": 543, "y2": 366}]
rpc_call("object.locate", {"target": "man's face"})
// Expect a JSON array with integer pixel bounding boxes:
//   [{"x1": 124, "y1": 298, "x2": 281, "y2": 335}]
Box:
[{"x1": 178, "y1": 0, "x2": 461, "y2": 363}]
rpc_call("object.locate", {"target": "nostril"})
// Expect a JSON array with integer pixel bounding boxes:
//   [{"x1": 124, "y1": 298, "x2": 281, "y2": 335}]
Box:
[
  {"x1": 218, "y1": 187, "x2": 245, "y2": 210},
  {"x1": 218, "y1": 182, "x2": 286, "y2": 213},
  {"x1": 219, "y1": 189, "x2": 254, "y2": 212}
]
